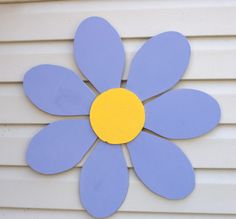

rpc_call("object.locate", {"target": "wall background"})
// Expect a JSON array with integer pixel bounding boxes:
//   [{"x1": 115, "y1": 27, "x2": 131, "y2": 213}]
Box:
[{"x1": 0, "y1": 0, "x2": 236, "y2": 218}]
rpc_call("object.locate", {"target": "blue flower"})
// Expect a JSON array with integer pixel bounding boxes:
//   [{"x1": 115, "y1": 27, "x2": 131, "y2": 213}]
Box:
[{"x1": 23, "y1": 17, "x2": 221, "y2": 218}]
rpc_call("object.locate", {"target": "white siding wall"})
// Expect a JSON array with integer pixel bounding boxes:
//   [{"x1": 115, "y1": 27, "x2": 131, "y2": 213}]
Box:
[{"x1": 0, "y1": 0, "x2": 236, "y2": 218}]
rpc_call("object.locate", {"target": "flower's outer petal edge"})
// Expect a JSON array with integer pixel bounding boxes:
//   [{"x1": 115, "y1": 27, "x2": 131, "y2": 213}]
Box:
[
  {"x1": 128, "y1": 131, "x2": 195, "y2": 199},
  {"x1": 26, "y1": 119, "x2": 97, "y2": 174},
  {"x1": 80, "y1": 141, "x2": 129, "y2": 218},
  {"x1": 145, "y1": 89, "x2": 221, "y2": 139},
  {"x1": 23, "y1": 64, "x2": 95, "y2": 116},
  {"x1": 127, "y1": 31, "x2": 190, "y2": 100},
  {"x1": 74, "y1": 16, "x2": 125, "y2": 93}
]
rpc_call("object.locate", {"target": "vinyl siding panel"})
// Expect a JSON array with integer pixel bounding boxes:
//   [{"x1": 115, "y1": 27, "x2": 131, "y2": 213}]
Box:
[
  {"x1": 0, "y1": 0, "x2": 235, "y2": 218},
  {"x1": 1, "y1": 0, "x2": 236, "y2": 41}
]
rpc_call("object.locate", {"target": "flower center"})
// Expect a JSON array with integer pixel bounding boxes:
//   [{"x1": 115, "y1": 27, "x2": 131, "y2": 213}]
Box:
[{"x1": 90, "y1": 88, "x2": 145, "y2": 144}]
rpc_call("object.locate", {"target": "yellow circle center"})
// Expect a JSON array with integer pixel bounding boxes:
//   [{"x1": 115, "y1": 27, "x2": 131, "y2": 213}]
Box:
[{"x1": 90, "y1": 88, "x2": 145, "y2": 144}]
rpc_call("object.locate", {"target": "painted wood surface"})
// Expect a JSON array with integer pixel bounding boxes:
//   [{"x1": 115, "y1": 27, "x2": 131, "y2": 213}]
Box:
[{"x1": 0, "y1": 0, "x2": 235, "y2": 218}]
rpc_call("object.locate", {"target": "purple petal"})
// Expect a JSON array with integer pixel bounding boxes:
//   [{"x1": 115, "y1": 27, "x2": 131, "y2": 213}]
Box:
[
  {"x1": 74, "y1": 17, "x2": 125, "y2": 92},
  {"x1": 80, "y1": 141, "x2": 128, "y2": 218},
  {"x1": 126, "y1": 32, "x2": 190, "y2": 100},
  {"x1": 128, "y1": 131, "x2": 195, "y2": 200},
  {"x1": 26, "y1": 119, "x2": 96, "y2": 174},
  {"x1": 23, "y1": 64, "x2": 95, "y2": 116},
  {"x1": 145, "y1": 89, "x2": 221, "y2": 139}
]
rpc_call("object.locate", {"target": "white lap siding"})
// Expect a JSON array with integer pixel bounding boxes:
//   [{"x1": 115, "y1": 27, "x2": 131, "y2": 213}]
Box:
[{"x1": 0, "y1": 1, "x2": 236, "y2": 218}]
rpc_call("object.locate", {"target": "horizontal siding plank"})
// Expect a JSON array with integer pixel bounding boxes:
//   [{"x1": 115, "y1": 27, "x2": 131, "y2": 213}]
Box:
[
  {"x1": 1, "y1": 37, "x2": 236, "y2": 82},
  {"x1": 0, "y1": 208, "x2": 235, "y2": 219},
  {"x1": 0, "y1": 81, "x2": 234, "y2": 124},
  {"x1": 0, "y1": 0, "x2": 236, "y2": 41},
  {"x1": 1, "y1": 124, "x2": 236, "y2": 169},
  {"x1": 0, "y1": 167, "x2": 236, "y2": 214},
  {"x1": 1, "y1": 0, "x2": 236, "y2": 218},
  {"x1": 0, "y1": 0, "x2": 50, "y2": 2}
]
